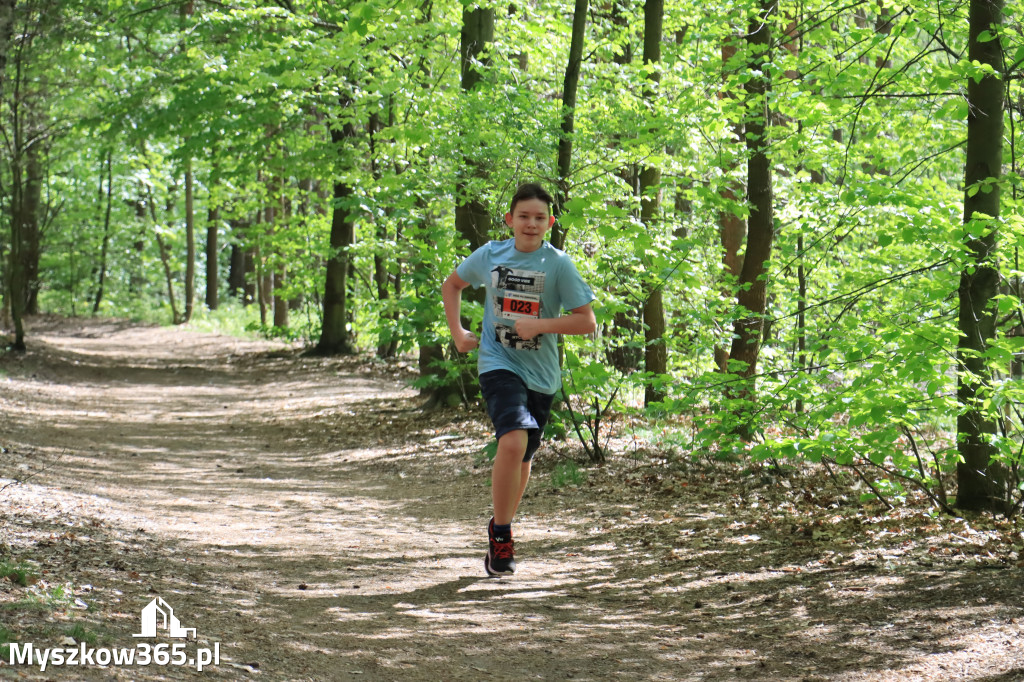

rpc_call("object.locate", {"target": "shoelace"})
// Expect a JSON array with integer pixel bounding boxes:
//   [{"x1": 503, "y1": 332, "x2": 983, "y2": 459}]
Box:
[{"x1": 491, "y1": 538, "x2": 514, "y2": 559}]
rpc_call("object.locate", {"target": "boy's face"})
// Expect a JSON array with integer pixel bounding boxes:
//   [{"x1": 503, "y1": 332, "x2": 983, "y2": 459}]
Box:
[{"x1": 505, "y1": 198, "x2": 555, "y2": 253}]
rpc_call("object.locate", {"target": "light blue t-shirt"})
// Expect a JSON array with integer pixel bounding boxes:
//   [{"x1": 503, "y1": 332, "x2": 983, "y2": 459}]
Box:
[{"x1": 457, "y1": 239, "x2": 595, "y2": 394}]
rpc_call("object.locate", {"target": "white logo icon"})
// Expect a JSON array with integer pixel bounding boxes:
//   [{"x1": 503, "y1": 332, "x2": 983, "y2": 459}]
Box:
[{"x1": 133, "y1": 597, "x2": 196, "y2": 639}]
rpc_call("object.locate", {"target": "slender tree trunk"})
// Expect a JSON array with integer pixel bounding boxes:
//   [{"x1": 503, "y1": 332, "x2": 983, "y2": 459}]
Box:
[
  {"x1": 272, "y1": 185, "x2": 289, "y2": 330},
  {"x1": 20, "y1": 140, "x2": 43, "y2": 317},
  {"x1": 552, "y1": 0, "x2": 589, "y2": 250},
  {"x1": 605, "y1": 1, "x2": 641, "y2": 374},
  {"x1": 254, "y1": 175, "x2": 268, "y2": 325},
  {"x1": 179, "y1": 2, "x2": 195, "y2": 322},
  {"x1": 641, "y1": 0, "x2": 666, "y2": 406},
  {"x1": 228, "y1": 221, "x2": 246, "y2": 302},
  {"x1": 183, "y1": 156, "x2": 195, "y2": 323},
  {"x1": 316, "y1": 118, "x2": 358, "y2": 355},
  {"x1": 726, "y1": 0, "x2": 776, "y2": 424},
  {"x1": 129, "y1": 201, "x2": 146, "y2": 296},
  {"x1": 716, "y1": 34, "x2": 747, "y2": 372},
  {"x1": 8, "y1": 156, "x2": 27, "y2": 350},
  {"x1": 256, "y1": 244, "x2": 267, "y2": 326},
  {"x1": 146, "y1": 185, "x2": 182, "y2": 324},
  {"x1": 0, "y1": 0, "x2": 15, "y2": 344},
  {"x1": 206, "y1": 205, "x2": 219, "y2": 310},
  {"x1": 93, "y1": 151, "x2": 113, "y2": 314},
  {"x1": 956, "y1": 0, "x2": 1005, "y2": 512},
  {"x1": 790, "y1": 20, "x2": 811, "y2": 414},
  {"x1": 243, "y1": 245, "x2": 256, "y2": 305},
  {"x1": 369, "y1": 109, "x2": 400, "y2": 358},
  {"x1": 273, "y1": 271, "x2": 289, "y2": 329},
  {"x1": 455, "y1": 4, "x2": 494, "y2": 252},
  {"x1": 795, "y1": 233, "x2": 807, "y2": 413}
]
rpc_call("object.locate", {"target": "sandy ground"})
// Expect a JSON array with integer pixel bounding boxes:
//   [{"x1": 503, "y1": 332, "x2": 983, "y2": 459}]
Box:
[{"x1": 1, "y1": 316, "x2": 1023, "y2": 681}]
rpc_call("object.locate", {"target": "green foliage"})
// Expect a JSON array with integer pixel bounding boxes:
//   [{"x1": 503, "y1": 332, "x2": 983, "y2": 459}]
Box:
[
  {"x1": 183, "y1": 301, "x2": 264, "y2": 339},
  {"x1": 0, "y1": 580, "x2": 74, "y2": 612},
  {"x1": 0, "y1": 561, "x2": 39, "y2": 588},
  {"x1": 5, "y1": 0, "x2": 1024, "y2": 514},
  {"x1": 0, "y1": 624, "x2": 13, "y2": 662},
  {"x1": 551, "y1": 461, "x2": 587, "y2": 488},
  {"x1": 64, "y1": 622, "x2": 99, "y2": 646},
  {"x1": 478, "y1": 440, "x2": 499, "y2": 464}
]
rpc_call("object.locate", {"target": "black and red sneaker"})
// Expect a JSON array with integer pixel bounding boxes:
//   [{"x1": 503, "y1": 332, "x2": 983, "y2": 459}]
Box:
[{"x1": 484, "y1": 517, "x2": 516, "y2": 576}]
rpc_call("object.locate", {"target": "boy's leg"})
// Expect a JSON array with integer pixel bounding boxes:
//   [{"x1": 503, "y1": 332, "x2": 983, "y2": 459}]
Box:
[
  {"x1": 495, "y1": 387, "x2": 551, "y2": 522},
  {"x1": 492, "y1": 429, "x2": 528, "y2": 525},
  {"x1": 511, "y1": 460, "x2": 532, "y2": 519},
  {"x1": 479, "y1": 370, "x2": 550, "y2": 576},
  {"x1": 508, "y1": 389, "x2": 551, "y2": 519}
]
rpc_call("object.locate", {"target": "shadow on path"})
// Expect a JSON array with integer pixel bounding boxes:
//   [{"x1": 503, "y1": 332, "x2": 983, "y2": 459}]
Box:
[{"x1": 1, "y1": 318, "x2": 1022, "y2": 681}]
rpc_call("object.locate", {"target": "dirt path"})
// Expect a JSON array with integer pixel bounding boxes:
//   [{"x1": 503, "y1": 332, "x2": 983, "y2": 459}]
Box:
[{"x1": 1, "y1": 317, "x2": 1023, "y2": 681}]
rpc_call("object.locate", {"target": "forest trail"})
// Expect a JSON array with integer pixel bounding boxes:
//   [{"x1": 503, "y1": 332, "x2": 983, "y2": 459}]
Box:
[{"x1": 1, "y1": 317, "x2": 1023, "y2": 681}]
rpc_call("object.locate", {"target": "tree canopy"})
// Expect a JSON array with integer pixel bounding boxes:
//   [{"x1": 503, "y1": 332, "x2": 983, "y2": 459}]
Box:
[{"x1": 2, "y1": 0, "x2": 1023, "y2": 513}]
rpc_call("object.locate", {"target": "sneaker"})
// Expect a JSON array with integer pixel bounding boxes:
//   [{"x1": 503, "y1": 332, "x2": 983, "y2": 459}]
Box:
[{"x1": 484, "y1": 517, "x2": 516, "y2": 576}]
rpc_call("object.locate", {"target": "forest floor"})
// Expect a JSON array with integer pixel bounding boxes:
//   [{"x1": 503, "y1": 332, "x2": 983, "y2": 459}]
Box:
[{"x1": 0, "y1": 316, "x2": 1022, "y2": 681}]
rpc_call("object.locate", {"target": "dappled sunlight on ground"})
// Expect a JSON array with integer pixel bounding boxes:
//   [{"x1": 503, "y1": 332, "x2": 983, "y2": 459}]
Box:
[{"x1": 1, "y1": 317, "x2": 1022, "y2": 681}]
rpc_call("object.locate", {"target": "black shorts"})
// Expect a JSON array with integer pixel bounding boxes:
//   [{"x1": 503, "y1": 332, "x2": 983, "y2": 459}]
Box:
[{"x1": 479, "y1": 369, "x2": 555, "y2": 462}]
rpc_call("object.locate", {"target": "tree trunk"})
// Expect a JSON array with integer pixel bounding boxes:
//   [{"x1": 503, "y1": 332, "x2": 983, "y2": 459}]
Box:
[
  {"x1": 726, "y1": 0, "x2": 776, "y2": 425},
  {"x1": 956, "y1": 0, "x2": 1005, "y2": 512},
  {"x1": 716, "y1": 34, "x2": 747, "y2": 372},
  {"x1": 0, "y1": 0, "x2": 11, "y2": 336},
  {"x1": 455, "y1": 4, "x2": 494, "y2": 253},
  {"x1": 179, "y1": 3, "x2": 195, "y2": 322},
  {"x1": 93, "y1": 151, "x2": 113, "y2": 315},
  {"x1": 369, "y1": 109, "x2": 400, "y2": 359},
  {"x1": 183, "y1": 156, "x2": 195, "y2": 323},
  {"x1": 422, "y1": 5, "x2": 496, "y2": 405},
  {"x1": 256, "y1": 241, "x2": 267, "y2": 326},
  {"x1": 605, "y1": 1, "x2": 641, "y2": 374},
  {"x1": 228, "y1": 228, "x2": 246, "y2": 303},
  {"x1": 552, "y1": 0, "x2": 589, "y2": 249},
  {"x1": 20, "y1": 140, "x2": 43, "y2": 317},
  {"x1": 641, "y1": 0, "x2": 666, "y2": 406},
  {"x1": 243, "y1": 245, "x2": 256, "y2": 305},
  {"x1": 206, "y1": 205, "x2": 219, "y2": 310},
  {"x1": 8, "y1": 152, "x2": 30, "y2": 350},
  {"x1": 273, "y1": 262, "x2": 288, "y2": 328},
  {"x1": 315, "y1": 119, "x2": 358, "y2": 355},
  {"x1": 795, "y1": 232, "x2": 807, "y2": 413},
  {"x1": 146, "y1": 184, "x2": 182, "y2": 324}
]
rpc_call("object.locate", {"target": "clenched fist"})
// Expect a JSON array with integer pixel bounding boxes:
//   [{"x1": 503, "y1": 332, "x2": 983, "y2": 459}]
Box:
[{"x1": 454, "y1": 329, "x2": 479, "y2": 353}]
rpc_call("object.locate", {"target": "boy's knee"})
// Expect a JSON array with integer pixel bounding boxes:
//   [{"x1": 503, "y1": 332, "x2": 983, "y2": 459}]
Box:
[
  {"x1": 496, "y1": 430, "x2": 528, "y2": 457},
  {"x1": 498, "y1": 430, "x2": 527, "y2": 444}
]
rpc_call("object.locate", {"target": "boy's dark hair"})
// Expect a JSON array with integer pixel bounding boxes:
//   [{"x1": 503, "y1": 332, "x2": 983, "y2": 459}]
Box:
[{"x1": 509, "y1": 183, "x2": 554, "y2": 214}]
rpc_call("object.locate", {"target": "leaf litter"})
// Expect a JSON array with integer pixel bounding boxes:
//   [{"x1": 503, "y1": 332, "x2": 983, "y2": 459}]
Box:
[{"x1": 0, "y1": 315, "x2": 1021, "y2": 681}]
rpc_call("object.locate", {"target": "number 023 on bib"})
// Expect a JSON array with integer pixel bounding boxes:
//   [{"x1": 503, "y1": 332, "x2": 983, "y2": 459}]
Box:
[{"x1": 500, "y1": 291, "x2": 541, "y2": 320}]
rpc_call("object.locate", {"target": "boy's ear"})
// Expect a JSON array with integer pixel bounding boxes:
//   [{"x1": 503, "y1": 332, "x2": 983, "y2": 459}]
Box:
[
  {"x1": 548, "y1": 215, "x2": 556, "y2": 228},
  {"x1": 504, "y1": 212, "x2": 514, "y2": 227}
]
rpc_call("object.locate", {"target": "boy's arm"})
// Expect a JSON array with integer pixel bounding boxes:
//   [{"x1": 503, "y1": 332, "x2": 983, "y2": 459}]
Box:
[
  {"x1": 442, "y1": 270, "x2": 479, "y2": 353},
  {"x1": 514, "y1": 303, "x2": 596, "y2": 341}
]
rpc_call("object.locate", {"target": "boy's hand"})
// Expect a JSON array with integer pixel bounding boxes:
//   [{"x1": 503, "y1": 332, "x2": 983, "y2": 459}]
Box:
[
  {"x1": 454, "y1": 329, "x2": 479, "y2": 353},
  {"x1": 514, "y1": 318, "x2": 543, "y2": 340}
]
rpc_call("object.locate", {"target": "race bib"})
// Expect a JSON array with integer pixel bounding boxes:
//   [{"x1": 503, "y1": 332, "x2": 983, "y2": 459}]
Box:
[{"x1": 500, "y1": 291, "x2": 541, "y2": 320}]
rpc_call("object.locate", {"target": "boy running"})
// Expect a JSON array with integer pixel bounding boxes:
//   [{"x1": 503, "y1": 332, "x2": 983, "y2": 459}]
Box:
[{"x1": 441, "y1": 183, "x2": 596, "y2": 576}]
